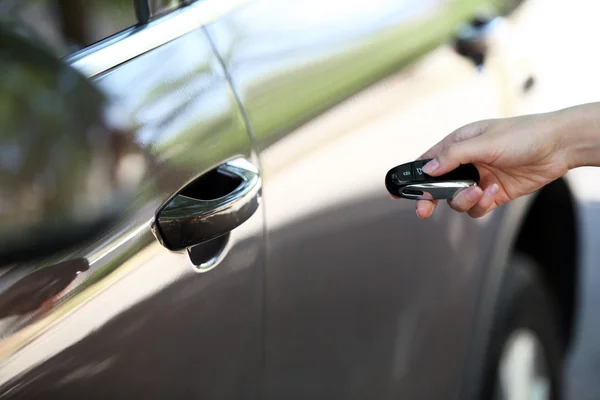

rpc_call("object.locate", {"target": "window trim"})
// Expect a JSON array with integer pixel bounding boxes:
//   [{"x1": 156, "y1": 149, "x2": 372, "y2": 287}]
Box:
[{"x1": 65, "y1": 0, "x2": 249, "y2": 78}]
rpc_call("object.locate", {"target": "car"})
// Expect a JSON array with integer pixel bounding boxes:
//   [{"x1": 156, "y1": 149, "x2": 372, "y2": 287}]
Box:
[{"x1": 0, "y1": 0, "x2": 592, "y2": 398}]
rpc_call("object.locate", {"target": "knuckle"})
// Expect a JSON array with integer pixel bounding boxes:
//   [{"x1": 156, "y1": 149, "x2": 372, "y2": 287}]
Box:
[
  {"x1": 449, "y1": 189, "x2": 477, "y2": 213},
  {"x1": 452, "y1": 128, "x2": 471, "y2": 143}
]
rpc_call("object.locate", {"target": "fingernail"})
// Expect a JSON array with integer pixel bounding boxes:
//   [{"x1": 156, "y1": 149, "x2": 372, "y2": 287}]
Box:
[
  {"x1": 467, "y1": 186, "x2": 482, "y2": 202},
  {"x1": 422, "y1": 158, "x2": 439, "y2": 174},
  {"x1": 485, "y1": 184, "x2": 499, "y2": 196}
]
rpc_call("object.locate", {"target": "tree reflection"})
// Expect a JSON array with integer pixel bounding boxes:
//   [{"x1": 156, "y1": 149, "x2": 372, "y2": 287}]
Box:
[{"x1": 1, "y1": 0, "x2": 136, "y2": 56}]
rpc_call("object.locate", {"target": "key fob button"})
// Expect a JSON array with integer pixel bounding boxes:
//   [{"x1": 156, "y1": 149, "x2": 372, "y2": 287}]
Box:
[
  {"x1": 396, "y1": 164, "x2": 413, "y2": 182},
  {"x1": 395, "y1": 164, "x2": 413, "y2": 183},
  {"x1": 412, "y1": 160, "x2": 428, "y2": 181},
  {"x1": 398, "y1": 164, "x2": 413, "y2": 182}
]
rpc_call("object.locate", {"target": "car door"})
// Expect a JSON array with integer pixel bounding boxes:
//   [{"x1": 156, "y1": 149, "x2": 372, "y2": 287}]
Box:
[
  {"x1": 0, "y1": 1, "x2": 264, "y2": 399},
  {"x1": 205, "y1": 0, "x2": 524, "y2": 398}
]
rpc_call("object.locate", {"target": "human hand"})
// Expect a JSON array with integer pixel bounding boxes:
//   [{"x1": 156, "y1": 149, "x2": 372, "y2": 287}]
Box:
[{"x1": 415, "y1": 112, "x2": 571, "y2": 218}]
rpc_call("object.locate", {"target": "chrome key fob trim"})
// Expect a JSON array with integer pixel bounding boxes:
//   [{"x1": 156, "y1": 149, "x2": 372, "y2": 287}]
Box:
[
  {"x1": 399, "y1": 181, "x2": 478, "y2": 200},
  {"x1": 385, "y1": 159, "x2": 480, "y2": 200}
]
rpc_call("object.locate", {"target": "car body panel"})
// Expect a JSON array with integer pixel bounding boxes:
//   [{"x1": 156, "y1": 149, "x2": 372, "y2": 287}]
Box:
[
  {"x1": 205, "y1": 0, "x2": 526, "y2": 398},
  {"x1": 0, "y1": 0, "x2": 592, "y2": 398},
  {"x1": 0, "y1": 19, "x2": 265, "y2": 399}
]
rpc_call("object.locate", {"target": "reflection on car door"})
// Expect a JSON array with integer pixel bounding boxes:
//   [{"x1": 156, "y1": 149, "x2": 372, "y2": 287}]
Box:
[
  {"x1": 206, "y1": 0, "x2": 508, "y2": 398},
  {"x1": 0, "y1": 3, "x2": 264, "y2": 399}
]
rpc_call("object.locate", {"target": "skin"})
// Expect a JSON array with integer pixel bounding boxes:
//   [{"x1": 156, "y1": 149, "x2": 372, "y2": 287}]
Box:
[{"x1": 412, "y1": 102, "x2": 600, "y2": 218}]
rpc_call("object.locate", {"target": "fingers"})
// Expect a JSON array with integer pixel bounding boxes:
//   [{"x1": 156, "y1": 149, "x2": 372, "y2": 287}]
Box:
[
  {"x1": 424, "y1": 133, "x2": 490, "y2": 177},
  {"x1": 447, "y1": 186, "x2": 483, "y2": 212},
  {"x1": 420, "y1": 122, "x2": 488, "y2": 176},
  {"x1": 467, "y1": 184, "x2": 499, "y2": 218},
  {"x1": 416, "y1": 200, "x2": 438, "y2": 219},
  {"x1": 410, "y1": 184, "x2": 498, "y2": 219},
  {"x1": 420, "y1": 121, "x2": 487, "y2": 160},
  {"x1": 447, "y1": 183, "x2": 499, "y2": 217},
  {"x1": 419, "y1": 142, "x2": 445, "y2": 161}
]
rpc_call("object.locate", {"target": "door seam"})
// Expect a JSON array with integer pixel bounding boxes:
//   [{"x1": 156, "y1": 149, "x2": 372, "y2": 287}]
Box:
[{"x1": 202, "y1": 26, "x2": 270, "y2": 400}]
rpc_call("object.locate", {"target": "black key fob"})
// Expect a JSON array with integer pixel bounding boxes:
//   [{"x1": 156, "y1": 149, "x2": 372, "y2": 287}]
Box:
[{"x1": 385, "y1": 159, "x2": 480, "y2": 200}]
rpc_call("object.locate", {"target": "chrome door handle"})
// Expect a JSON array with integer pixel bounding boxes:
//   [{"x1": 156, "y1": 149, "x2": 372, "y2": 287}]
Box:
[
  {"x1": 454, "y1": 15, "x2": 500, "y2": 68},
  {"x1": 152, "y1": 158, "x2": 261, "y2": 252}
]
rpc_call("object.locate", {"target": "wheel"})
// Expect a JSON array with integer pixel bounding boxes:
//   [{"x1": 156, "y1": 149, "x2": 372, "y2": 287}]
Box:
[{"x1": 481, "y1": 254, "x2": 564, "y2": 400}]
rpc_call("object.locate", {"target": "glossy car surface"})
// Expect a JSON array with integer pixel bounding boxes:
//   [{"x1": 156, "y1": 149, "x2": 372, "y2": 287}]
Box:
[{"x1": 0, "y1": 0, "x2": 591, "y2": 398}]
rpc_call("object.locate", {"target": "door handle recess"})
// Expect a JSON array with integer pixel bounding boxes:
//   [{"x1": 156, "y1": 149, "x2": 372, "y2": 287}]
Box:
[
  {"x1": 454, "y1": 15, "x2": 536, "y2": 92},
  {"x1": 152, "y1": 158, "x2": 261, "y2": 252}
]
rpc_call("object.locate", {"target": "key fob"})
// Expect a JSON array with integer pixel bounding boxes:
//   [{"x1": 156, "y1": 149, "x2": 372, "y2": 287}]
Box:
[{"x1": 385, "y1": 159, "x2": 480, "y2": 200}]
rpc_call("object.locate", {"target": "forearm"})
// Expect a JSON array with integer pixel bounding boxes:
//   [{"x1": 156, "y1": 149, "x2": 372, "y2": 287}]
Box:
[{"x1": 552, "y1": 102, "x2": 600, "y2": 169}]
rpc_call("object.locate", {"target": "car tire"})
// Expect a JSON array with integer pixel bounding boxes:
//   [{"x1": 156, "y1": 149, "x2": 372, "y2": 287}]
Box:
[{"x1": 480, "y1": 254, "x2": 564, "y2": 400}]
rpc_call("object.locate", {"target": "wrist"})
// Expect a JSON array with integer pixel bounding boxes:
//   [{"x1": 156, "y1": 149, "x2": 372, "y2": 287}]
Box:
[{"x1": 552, "y1": 103, "x2": 600, "y2": 170}]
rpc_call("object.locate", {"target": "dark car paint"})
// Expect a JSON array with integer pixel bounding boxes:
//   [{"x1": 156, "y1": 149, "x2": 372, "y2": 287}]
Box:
[
  {"x1": 0, "y1": 26, "x2": 265, "y2": 398},
  {"x1": 204, "y1": 0, "x2": 526, "y2": 397},
  {"x1": 0, "y1": 0, "x2": 575, "y2": 399}
]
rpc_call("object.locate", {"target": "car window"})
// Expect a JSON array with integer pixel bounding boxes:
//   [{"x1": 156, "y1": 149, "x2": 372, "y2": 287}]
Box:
[
  {"x1": 0, "y1": 0, "x2": 136, "y2": 57},
  {"x1": 147, "y1": 0, "x2": 188, "y2": 19},
  {"x1": 135, "y1": 0, "x2": 191, "y2": 23}
]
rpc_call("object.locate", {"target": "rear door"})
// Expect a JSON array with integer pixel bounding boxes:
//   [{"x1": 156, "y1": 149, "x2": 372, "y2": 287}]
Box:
[
  {"x1": 205, "y1": 0, "x2": 516, "y2": 398},
  {"x1": 0, "y1": 1, "x2": 264, "y2": 398}
]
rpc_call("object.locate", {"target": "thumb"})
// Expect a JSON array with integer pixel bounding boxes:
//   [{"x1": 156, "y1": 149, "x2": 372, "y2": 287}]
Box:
[{"x1": 422, "y1": 139, "x2": 483, "y2": 176}]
